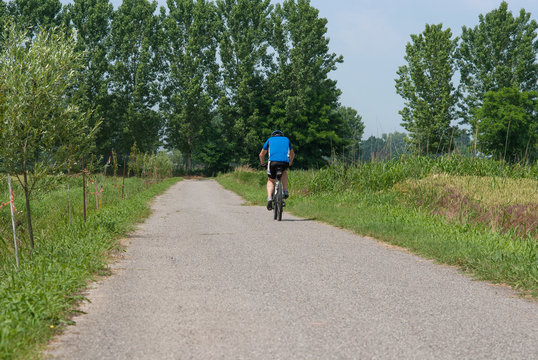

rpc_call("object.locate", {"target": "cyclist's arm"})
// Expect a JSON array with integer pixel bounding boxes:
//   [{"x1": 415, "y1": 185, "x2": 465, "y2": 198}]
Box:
[
  {"x1": 259, "y1": 149, "x2": 267, "y2": 164},
  {"x1": 289, "y1": 149, "x2": 295, "y2": 166}
]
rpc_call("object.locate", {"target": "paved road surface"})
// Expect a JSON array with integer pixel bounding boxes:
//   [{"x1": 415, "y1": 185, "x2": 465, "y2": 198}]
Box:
[{"x1": 47, "y1": 179, "x2": 538, "y2": 359}]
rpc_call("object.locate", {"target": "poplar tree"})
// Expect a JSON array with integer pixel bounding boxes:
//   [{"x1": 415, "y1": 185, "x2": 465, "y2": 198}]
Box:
[
  {"x1": 270, "y1": 0, "x2": 344, "y2": 167},
  {"x1": 475, "y1": 87, "x2": 537, "y2": 162},
  {"x1": 395, "y1": 23, "x2": 459, "y2": 155},
  {"x1": 7, "y1": 0, "x2": 64, "y2": 36},
  {"x1": 216, "y1": 0, "x2": 273, "y2": 164},
  {"x1": 336, "y1": 106, "x2": 364, "y2": 163},
  {"x1": 66, "y1": 0, "x2": 114, "y2": 155},
  {"x1": 163, "y1": 0, "x2": 219, "y2": 172},
  {"x1": 456, "y1": 1, "x2": 538, "y2": 148},
  {"x1": 0, "y1": 1, "x2": 6, "y2": 22},
  {"x1": 108, "y1": 0, "x2": 164, "y2": 155}
]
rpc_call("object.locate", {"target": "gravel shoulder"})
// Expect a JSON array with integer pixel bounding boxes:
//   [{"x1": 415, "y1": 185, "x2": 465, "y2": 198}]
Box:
[{"x1": 46, "y1": 179, "x2": 538, "y2": 359}]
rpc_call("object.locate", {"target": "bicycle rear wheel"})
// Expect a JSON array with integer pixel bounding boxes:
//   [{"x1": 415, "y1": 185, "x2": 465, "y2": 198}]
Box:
[
  {"x1": 273, "y1": 180, "x2": 279, "y2": 220},
  {"x1": 273, "y1": 198, "x2": 278, "y2": 220},
  {"x1": 276, "y1": 181, "x2": 283, "y2": 221}
]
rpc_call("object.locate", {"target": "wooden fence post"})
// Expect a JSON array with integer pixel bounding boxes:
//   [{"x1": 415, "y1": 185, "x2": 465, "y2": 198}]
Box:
[
  {"x1": 122, "y1": 157, "x2": 126, "y2": 200},
  {"x1": 82, "y1": 156, "x2": 86, "y2": 222}
]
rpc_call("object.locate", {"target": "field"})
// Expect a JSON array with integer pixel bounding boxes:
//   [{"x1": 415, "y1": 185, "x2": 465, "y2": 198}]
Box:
[
  {"x1": 0, "y1": 175, "x2": 180, "y2": 359},
  {"x1": 217, "y1": 156, "x2": 538, "y2": 298}
]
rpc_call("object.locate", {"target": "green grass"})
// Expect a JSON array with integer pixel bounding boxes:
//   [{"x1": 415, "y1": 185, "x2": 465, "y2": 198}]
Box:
[
  {"x1": 0, "y1": 176, "x2": 181, "y2": 359},
  {"x1": 217, "y1": 157, "x2": 538, "y2": 298}
]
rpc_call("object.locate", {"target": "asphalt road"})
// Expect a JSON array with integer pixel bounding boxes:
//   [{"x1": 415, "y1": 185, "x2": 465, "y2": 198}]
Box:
[{"x1": 47, "y1": 179, "x2": 538, "y2": 359}]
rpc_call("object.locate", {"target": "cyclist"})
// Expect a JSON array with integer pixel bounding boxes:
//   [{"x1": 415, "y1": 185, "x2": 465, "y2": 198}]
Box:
[{"x1": 259, "y1": 130, "x2": 295, "y2": 211}]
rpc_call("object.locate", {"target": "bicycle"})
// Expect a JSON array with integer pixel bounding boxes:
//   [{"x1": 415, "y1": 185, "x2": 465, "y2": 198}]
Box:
[
  {"x1": 272, "y1": 169, "x2": 285, "y2": 221},
  {"x1": 262, "y1": 163, "x2": 286, "y2": 221}
]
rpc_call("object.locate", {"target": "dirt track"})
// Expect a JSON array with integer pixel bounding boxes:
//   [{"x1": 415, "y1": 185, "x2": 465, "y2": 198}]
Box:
[{"x1": 47, "y1": 179, "x2": 538, "y2": 359}]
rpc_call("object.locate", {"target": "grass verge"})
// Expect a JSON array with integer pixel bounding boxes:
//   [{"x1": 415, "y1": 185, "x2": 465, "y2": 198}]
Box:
[
  {"x1": 217, "y1": 168, "x2": 537, "y2": 299},
  {"x1": 0, "y1": 177, "x2": 181, "y2": 359}
]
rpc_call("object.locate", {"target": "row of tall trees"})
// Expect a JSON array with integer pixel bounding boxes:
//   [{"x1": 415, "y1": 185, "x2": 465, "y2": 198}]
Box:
[
  {"x1": 1, "y1": 0, "x2": 352, "y2": 172},
  {"x1": 396, "y1": 2, "x2": 537, "y2": 161}
]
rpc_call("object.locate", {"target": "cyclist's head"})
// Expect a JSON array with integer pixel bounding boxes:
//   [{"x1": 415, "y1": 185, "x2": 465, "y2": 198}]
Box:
[{"x1": 271, "y1": 130, "x2": 284, "y2": 137}]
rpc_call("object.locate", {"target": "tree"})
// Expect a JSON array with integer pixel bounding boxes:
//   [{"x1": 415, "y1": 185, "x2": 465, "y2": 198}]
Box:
[
  {"x1": 475, "y1": 87, "x2": 537, "y2": 162},
  {"x1": 270, "y1": 0, "x2": 344, "y2": 167},
  {"x1": 383, "y1": 132, "x2": 409, "y2": 159},
  {"x1": 456, "y1": 1, "x2": 538, "y2": 149},
  {"x1": 395, "y1": 23, "x2": 459, "y2": 155},
  {"x1": 65, "y1": 0, "x2": 114, "y2": 156},
  {"x1": 216, "y1": 0, "x2": 273, "y2": 165},
  {"x1": 108, "y1": 0, "x2": 164, "y2": 156},
  {"x1": 0, "y1": 25, "x2": 92, "y2": 249},
  {"x1": 0, "y1": 1, "x2": 7, "y2": 22},
  {"x1": 336, "y1": 106, "x2": 364, "y2": 163},
  {"x1": 7, "y1": 0, "x2": 64, "y2": 36},
  {"x1": 360, "y1": 132, "x2": 409, "y2": 162},
  {"x1": 163, "y1": 0, "x2": 219, "y2": 172},
  {"x1": 360, "y1": 135, "x2": 384, "y2": 162},
  {"x1": 193, "y1": 114, "x2": 231, "y2": 174},
  {"x1": 452, "y1": 131, "x2": 472, "y2": 155}
]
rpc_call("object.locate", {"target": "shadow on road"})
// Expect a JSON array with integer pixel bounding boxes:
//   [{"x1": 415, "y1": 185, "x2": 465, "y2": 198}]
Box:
[{"x1": 281, "y1": 218, "x2": 315, "y2": 222}]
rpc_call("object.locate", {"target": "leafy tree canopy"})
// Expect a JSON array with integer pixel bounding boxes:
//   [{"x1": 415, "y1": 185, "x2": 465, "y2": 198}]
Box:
[
  {"x1": 8, "y1": 0, "x2": 64, "y2": 36},
  {"x1": 270, "y1": 0, "x2": 344, "y2": 168},
  {"x1": 457, "y1": 1, "x2": 538, "y2": 123},
  {"x1": 395, "y1": 23, "x2": 460, "y2": 155},
  {"x1": 476, "y1": 87, "x2": 537, "y2": 162},
  {"x1": 108, "y1": 0, "x2": 164, "y2": 155}
]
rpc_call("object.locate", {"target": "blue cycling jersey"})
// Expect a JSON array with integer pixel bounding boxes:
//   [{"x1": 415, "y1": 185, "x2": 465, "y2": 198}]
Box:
[{"x1": 263, "y1": 136, "x2": 293, "y2": 163}]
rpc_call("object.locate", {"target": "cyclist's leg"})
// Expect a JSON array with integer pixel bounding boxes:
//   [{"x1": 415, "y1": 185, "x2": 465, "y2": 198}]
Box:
[
  {"x1": 267, "y1": 177, "x2": 275, "y2": 199},
  {"x1": 282, "y1": 170, "x2": 288, "y2": 190},
  {"x1": 281, "y1": 165, "x2": 290, "y2": 198},
  {"x1": 266, "y1": 162, "x2": 276, "y2": 210},
  {"x1": 266, "y1": 178, "x2": 275, "y2": 210}
]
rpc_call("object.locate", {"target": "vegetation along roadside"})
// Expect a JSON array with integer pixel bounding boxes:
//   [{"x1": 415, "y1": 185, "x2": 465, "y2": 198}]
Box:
[
  {"x1": 217, "y1": 156, "x2": 538, "y2": 299},
  {"x1": 0, "y1": 176, "x2": 181, "y2": 359}
]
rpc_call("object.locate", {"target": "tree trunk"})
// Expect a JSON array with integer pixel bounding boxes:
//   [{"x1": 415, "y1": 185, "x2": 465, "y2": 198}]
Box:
[
  {"x1": 83, "y1": 156, "x2": 87, "y2": 221},
  {"x1": 122, "y1": 157, "x2": 126, "y2": 200},
  {"x1": 448, "y1": 128, "x2": 455, "y2": 155},
  {"x1": 503, "y1": 119, "x2": 511, "y2": 162},
  {"x1": 187, "y1": 152, "x2": 192, "y2": 174},
  {"x1": 523, "y1": 137, "x2": 531, "y2": 163},
  {"x1": 23, "y1": 170, "x2": 35, "y2": 250},
  {"x1": 473, "y1": 123, "x2": 479, "y2": 157},
  {"x1": 187, "y1": 136, "x2": 193, "y2": 173}
]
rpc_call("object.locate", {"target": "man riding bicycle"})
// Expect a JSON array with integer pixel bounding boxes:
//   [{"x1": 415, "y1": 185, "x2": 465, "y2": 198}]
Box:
[{"x1": 259, "y1": 130, "x2": 295, "y2": 211}]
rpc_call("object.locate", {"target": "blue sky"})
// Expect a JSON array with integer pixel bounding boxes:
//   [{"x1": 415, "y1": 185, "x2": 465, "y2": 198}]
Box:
[
  {"x1": 62, "y1": 0, "x2": 538, "y2": 137},
  {"x1": 306, "y1": 0, "x2": 538, "y2": 137}
]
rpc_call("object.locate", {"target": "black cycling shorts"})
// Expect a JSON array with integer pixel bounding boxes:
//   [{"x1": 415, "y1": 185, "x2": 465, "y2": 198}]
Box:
[{"x1": 267, "y1": 161, "x2": 289, "y2": 179}]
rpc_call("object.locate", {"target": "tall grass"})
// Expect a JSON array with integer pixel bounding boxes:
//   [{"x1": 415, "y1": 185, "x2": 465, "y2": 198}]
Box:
[
  {"x1": 303, "y1": 155, "x2": 538, "y2": 194},
  {"x1": 0, "y1": 176, "x2": 180, "y2": 359}
]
